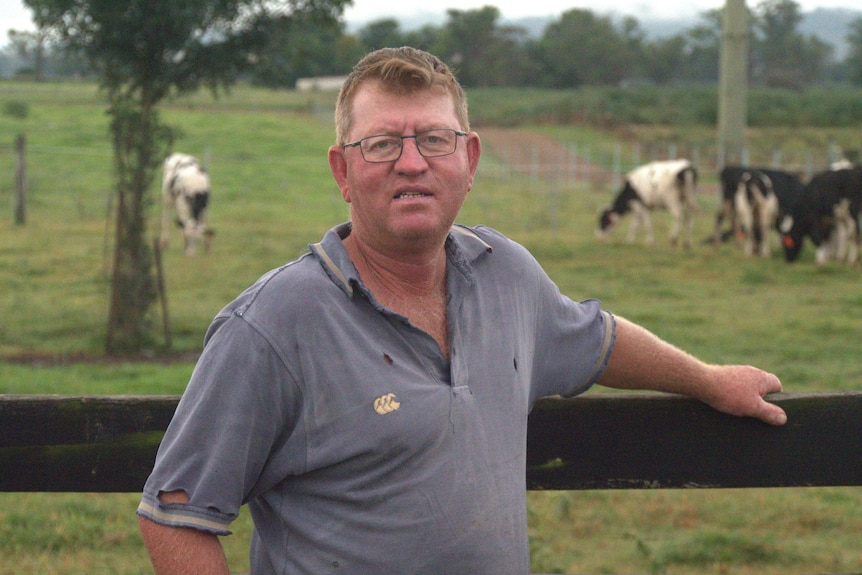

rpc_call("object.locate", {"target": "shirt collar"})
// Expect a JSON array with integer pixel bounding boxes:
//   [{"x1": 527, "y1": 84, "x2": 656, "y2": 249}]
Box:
[{"x1": 309, "y1": 222, "x2": 492, "y2": 298}]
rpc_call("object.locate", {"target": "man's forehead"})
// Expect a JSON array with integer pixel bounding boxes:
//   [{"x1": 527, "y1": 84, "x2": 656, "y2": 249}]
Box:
[{"x1": 349, "y1": 83, "x2": 457, "y2": 132}]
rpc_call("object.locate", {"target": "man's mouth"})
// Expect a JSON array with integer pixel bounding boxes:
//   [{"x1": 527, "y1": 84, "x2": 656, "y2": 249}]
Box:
[{"x1": 396, "y1": 192, "x2": 430, "y2": 199}]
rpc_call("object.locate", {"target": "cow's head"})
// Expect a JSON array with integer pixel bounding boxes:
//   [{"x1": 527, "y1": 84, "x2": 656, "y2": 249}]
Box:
[
  {"x1": 780, "y1": 211, "x2": 833, "y2": 263},
  {"x1": 596, "y1": 208, "x2": 619, "y2": 239},
  {"x1": 779, "y1": 214, "x2": 805, "y2": 262}
]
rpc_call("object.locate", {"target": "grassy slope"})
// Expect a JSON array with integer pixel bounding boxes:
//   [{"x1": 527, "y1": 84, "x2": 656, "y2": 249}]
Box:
[{"x1": 0, "y1": 81, "x2": 860, "y2": 574}]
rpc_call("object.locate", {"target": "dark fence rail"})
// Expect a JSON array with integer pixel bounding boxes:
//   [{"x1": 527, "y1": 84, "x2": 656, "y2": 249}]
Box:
[{"x1": 1, "y1": 392, "x2": 861, "y2": 493}]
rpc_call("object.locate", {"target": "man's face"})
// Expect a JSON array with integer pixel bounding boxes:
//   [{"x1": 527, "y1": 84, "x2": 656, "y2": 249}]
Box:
[{"x1": 328, "y1": 82, "x2": 481, "y2": 255}]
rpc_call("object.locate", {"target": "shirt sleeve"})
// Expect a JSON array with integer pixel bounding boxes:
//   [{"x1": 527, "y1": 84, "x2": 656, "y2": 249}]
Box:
[
  {"x1": 137, "y1": 312, "x2": 303, "y2": 534},
  {"x1": 521, "y1": 245, "x2": 616, "y2": 400}
]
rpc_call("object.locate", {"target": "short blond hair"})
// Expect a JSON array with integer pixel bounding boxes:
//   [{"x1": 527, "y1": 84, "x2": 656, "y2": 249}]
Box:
[{"x1": 334, "y1": 47, "x2": 470, "y2": 146}]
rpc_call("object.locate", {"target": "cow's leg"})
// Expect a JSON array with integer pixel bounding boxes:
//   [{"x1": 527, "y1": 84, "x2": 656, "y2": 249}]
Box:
[
  {"x1": 629, "y1": 203, "x2": 652, "y2": 244},
  {"x1": 642, "y1": 210, "x2": 654, "y2": 245},
  {"x1": 835, "y1": 220, "x2": 848, "y2": 263},
  {"x1": 735, "y1": 195, "x2": 755, "y2": 257},
  {"x1": 666, "y1": 202, "x2": 682, "y2": 247},
  {"x1": 182, "y1": 223, "x2": 198, "y2": 256},
  {"x1": 815, "y1": 229, "x2": 836, "y2": 265},
  {"x1": 847, "y1": 220, "x2": 859, "y2": 265},
  {"x1": 713, "y1": 200, "x2": 733, "y2": 246},
  {"x1": 626, "y1": 206, "x2": 640, "y2": 243},
  {"x1": 757, "y1": 206, "x2": 772, "y2": 257},
  {"x1": 681, "y1": 203, "x2": 695, "y2": 249},
  {"x1": 833, "y1": 200, "x2": 852, "y2": 264},
  {"x1": 173, "y1": 194, "x2": 195, "y2": 255},
  {"x1": 760, "y1": 196, "x2": 779, "y2": 258}
]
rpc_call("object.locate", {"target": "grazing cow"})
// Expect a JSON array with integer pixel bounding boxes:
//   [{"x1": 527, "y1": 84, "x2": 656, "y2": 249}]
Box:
[
  {"x1": 713, "y1": 166, "x2": 804, "y2": 248},
  {"x1": 780, "y1": 166, "x2": 862, "y2": 265},
  {"x1": 160, "y1": 153, "x2": 213, "y2": 256},
  {"x1": 596, "y1": 159, "x2": 698, "y2": 247}
]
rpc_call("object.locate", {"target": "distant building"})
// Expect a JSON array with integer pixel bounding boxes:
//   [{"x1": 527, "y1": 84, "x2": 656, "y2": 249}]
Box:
[{"x1": 295, "y1": 76, "x2": 347, "y2": 92}]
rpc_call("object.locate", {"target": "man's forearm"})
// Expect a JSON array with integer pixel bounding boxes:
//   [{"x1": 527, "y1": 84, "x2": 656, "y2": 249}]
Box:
[
  {"x1": 139, "y1": 516, "x2": 230, "y2": 575},
  {"x1": 599, "y1": 316, "x2": 711, "y2": 396},
  {"x1": 599, "y1": 316, "x2": 786, "y2": 425}
]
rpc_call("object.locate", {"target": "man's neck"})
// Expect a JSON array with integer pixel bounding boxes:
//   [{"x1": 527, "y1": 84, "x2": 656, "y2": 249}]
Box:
[
  {"x1": 343, "y1": 230, "x2": 451, "y2": 357},
  {"x1": 343, "y1": 231, "x2": 448, "y2": 297}
]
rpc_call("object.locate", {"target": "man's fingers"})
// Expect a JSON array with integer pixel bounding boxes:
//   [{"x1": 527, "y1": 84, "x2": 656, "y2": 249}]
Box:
[
  {"x1": 760, "y1": 400, "x2": 788, "y2": 426},
  {"x1": 761, "y1": 371, "x2": 783, "y2": 394},
  {"x1": 756, "y1": 372, "x2": 786, "y2": 426}
]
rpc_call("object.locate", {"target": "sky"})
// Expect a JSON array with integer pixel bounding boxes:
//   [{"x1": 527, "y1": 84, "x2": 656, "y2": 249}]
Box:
[
  {"x1": 2, "y1": 0, "x2": 860, "y2": 42},
  {"x1": 343, "y1": 0, "x2": 861, "y2": 23}
]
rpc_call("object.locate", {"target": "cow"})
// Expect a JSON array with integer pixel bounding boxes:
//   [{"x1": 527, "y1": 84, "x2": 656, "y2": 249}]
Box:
[
  {"x1": 159, "y1": 153, "x2": 213, "y2": 256},
  {"x1": 779, "y1": 166, "x2": 862, "y2": 265},
  {"x1": 596, "y1": 159, "x2": 698, "y2": 248},
  {"x1": 734, "y1": 170, "x2": 779, "y2": 257},
  {"x1": 713, "y1": 165, "x2": 805, "y2": 249}
]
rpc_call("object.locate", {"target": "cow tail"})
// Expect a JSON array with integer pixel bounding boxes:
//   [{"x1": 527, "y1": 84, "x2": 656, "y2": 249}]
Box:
[{"x1": 678, "y1": 165, "x2": 698, "y2": 211}]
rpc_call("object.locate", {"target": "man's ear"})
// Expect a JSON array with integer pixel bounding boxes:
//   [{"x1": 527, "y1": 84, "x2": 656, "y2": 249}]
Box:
[
  {"x1": 466, "y1": 132, "x2": 481, "y2": 191},
  {"x1": 328, "y1": 145, "x2": 351, "y2": 203}
]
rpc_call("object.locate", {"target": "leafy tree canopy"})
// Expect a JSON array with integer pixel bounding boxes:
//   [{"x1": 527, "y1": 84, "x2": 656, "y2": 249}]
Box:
[{"x1": 24, "y1": 0, "x2": 351, "y2": 101}]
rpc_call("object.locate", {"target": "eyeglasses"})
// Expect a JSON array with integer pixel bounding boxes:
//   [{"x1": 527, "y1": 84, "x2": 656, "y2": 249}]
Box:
[{"x1": 343, "y1": 129, "x2": 467, "y2": 163}]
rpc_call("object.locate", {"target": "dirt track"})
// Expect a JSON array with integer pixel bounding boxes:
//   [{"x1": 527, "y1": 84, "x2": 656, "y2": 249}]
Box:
[{"x1": 478, "y1": 127, "x2": 618, "y2": 188}]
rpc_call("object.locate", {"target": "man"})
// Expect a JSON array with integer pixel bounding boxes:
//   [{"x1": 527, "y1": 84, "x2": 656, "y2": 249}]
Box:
[{"x1": 138, "y1": 47, "x2": 786, "y2": 574}]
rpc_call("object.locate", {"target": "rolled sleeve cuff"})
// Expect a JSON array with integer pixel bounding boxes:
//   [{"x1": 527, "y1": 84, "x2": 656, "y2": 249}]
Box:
[
  {"x1": 588, "y1": 310, "x2": 616, "y2": 384},
  {"x1": 136, "y1": 492, "x2": 234, "y2": 536}
]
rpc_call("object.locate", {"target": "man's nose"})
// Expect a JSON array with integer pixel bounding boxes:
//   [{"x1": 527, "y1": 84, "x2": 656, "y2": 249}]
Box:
[{"x1": 395, "y1": 137, "x2": 428, "y2": 167}]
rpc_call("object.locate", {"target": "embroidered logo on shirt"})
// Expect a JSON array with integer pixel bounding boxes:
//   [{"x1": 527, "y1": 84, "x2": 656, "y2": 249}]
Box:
[{"x1": 373, "y1": 393, "x2": 401, "y2": 415}]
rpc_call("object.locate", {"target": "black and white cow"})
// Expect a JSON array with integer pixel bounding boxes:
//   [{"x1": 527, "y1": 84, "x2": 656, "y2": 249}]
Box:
[
  {"x1": 734, "y1": 170, "x2": 779, "y2": 257},
  {"x1": 160, "y1": 153, "x2": 213, "y2": 256},
  {"x1": 713, "y1": 165, "x2": 805, "y2": 249},
  {"x1": 596, "y1": 159, "x2": 698, "y2": 247},
  {"x1": 780, "y1": 166, "x2": 862, "y2": 265}
]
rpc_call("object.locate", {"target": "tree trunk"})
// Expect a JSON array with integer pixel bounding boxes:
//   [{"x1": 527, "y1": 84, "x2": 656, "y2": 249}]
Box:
[{"x1": 105, "y1": 97, "x2": 169, "y2": 355}]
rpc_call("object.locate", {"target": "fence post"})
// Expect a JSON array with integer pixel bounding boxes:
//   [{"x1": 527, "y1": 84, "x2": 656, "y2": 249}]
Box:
[
  {"x1": 612, "y1": 142, "x2": 621, "y2": 189},
  {"x1": 568, "y1": 143, "x2": 578, "y2": 187},
  {"x1": 14, "y1": 134, "x2": 27, "y2": 225}
]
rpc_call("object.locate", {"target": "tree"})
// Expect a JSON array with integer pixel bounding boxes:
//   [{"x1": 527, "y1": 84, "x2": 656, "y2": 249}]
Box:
[
  {"x1": 681, "y1": 9, "x2": 725, "y2": 83},
  {"x1": 358, "y1": 18, "x2": 405, "y2": 51},
  {"x1": 434, "y1": 7, "x2": 530, "y2": 88},
  {"x1": 642, "y1": 34, "x2": 688, "y2": 84},
  {"x1": 7, "y1": 28, "x2": 50, "y2": 80},
  {"x1": 401, "y1": 24, "x2": 441, "y2": 53},
  {"x1": 844, "y1": 16, "x2": 862, "y2": 86},
  {"x1": 25, "y1": 0, "x2": 350, "y2": 354},
  {"x1": 753, "y1": 0, "x2": 832, "y2": 87},
  {"x1": 250, "y1": 7, "x2": 350, "y2": 87},
  {"x1": 535, "y1": 9, "x2": 634, "y2": 88}
]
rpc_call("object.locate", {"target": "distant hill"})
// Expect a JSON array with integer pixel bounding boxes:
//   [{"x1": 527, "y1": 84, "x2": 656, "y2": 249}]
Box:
[
  {"x1": 347, "y1": 7, "x2": 860, "y2": 61},
  {"x1": 797, "y1": 7, "x2": 859, "y2": 59}
]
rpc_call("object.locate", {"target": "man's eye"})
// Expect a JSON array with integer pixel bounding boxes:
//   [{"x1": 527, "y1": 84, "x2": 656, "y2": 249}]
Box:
[{"x1": 368, "y1": 138, "x2": 398, "y2": 151}]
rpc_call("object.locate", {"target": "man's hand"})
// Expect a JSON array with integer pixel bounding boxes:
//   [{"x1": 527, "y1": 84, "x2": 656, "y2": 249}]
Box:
[
  {"x1": 700, "y1": 365, "x2": 787, "y2": 426},
  {"x1": 599, "y1": 317, "x2": 788, "y2": 426}
]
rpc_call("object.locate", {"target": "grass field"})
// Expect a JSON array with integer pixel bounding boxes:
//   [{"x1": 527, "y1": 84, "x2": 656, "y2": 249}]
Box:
[{"x1": 1, "y1": 81, "x2": 861, "y2": 574}]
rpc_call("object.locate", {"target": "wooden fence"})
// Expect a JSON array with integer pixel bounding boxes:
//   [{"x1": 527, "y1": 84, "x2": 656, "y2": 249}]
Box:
[{"x1": 2, "y1": 391, "x2": 861, "y2": 492}]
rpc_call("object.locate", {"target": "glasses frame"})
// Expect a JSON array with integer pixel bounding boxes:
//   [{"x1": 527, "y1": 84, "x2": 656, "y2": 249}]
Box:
[{"x1": 343, "y1": 129, "x2": 468, "y2": 163}]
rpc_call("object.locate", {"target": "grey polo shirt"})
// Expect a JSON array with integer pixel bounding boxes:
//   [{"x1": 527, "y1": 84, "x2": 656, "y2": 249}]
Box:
[{"x1": 138, "y1": 222, "x2": 615, "y2": 575}]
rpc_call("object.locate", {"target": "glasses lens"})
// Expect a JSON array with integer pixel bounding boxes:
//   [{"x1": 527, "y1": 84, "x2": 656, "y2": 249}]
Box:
[
  {"x1": 360, "y1": 136, "x2": 402, "y2": 162},
  {"x1": 417, "y1": 130, "x2": 458, "y2": 157}
]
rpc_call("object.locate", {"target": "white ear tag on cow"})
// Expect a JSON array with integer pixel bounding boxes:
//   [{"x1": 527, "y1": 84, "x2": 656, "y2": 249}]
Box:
[{"x1": 779, "y1": 216, "x2": 794, "y2": 234}]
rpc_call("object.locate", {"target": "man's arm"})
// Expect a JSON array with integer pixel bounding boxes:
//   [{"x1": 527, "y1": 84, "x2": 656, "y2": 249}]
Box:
[
  {"x1": 138, "y1": 491, "x2": 231, "y2": 575},
  {"x1": 598, "y1": 316, "x2": 787, "y2": 426}
]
